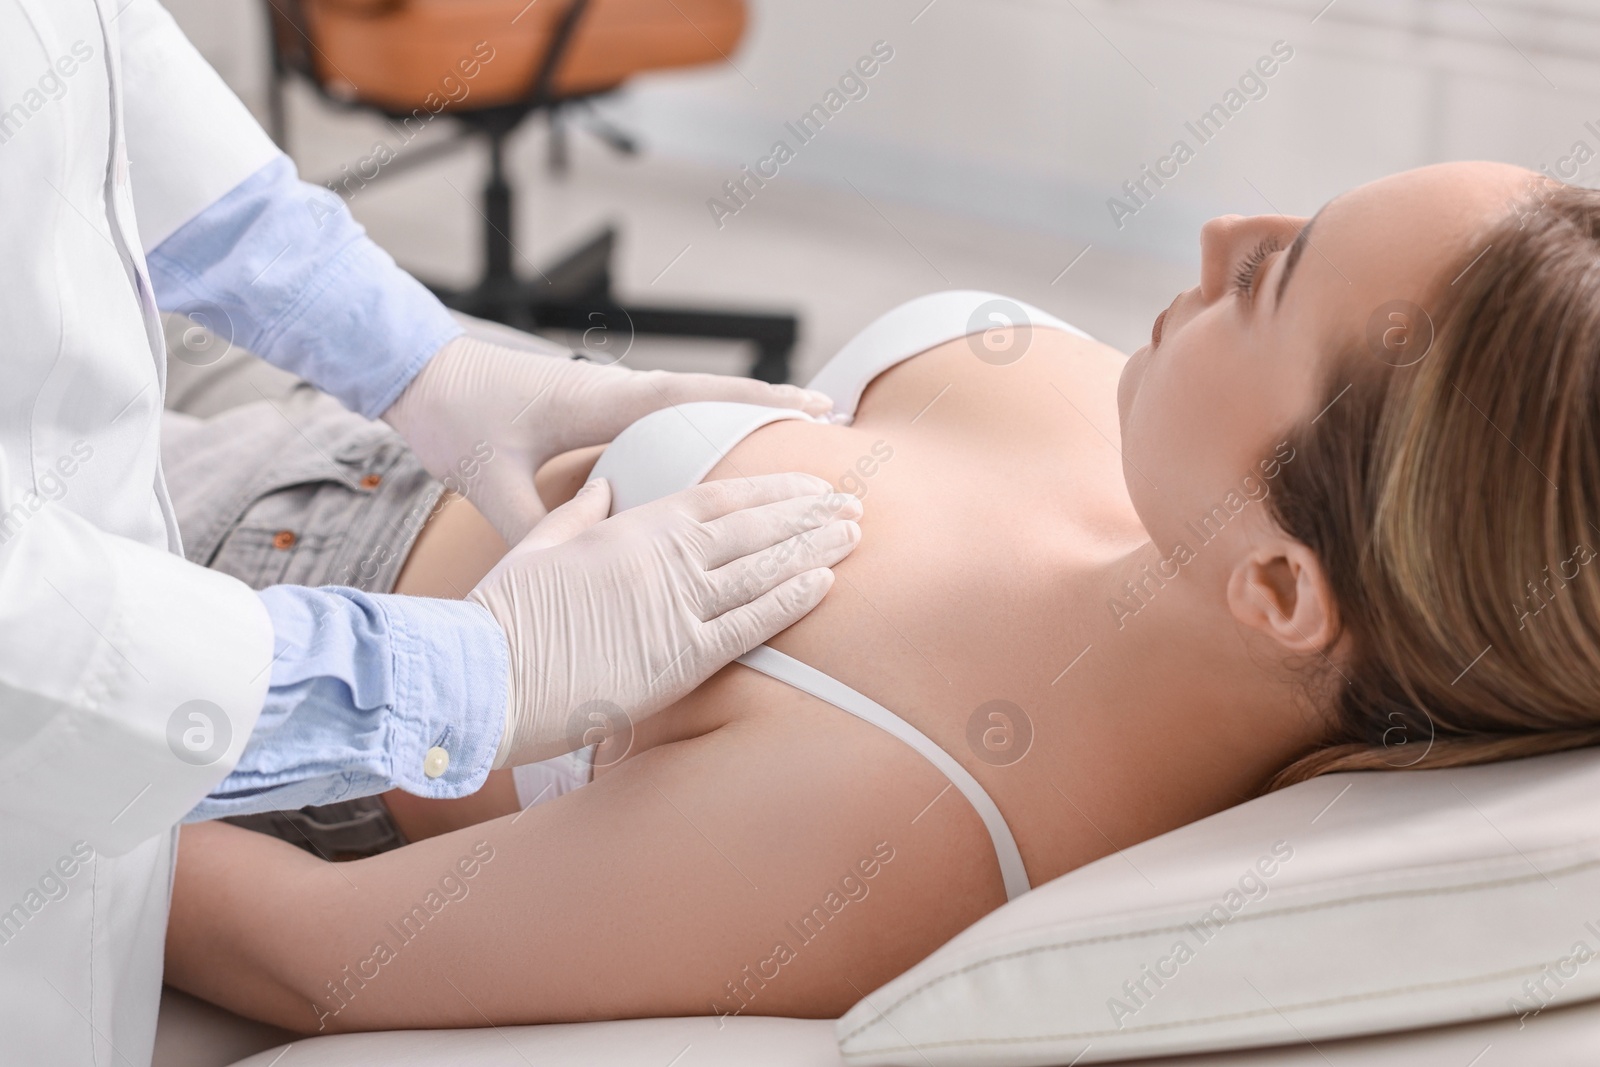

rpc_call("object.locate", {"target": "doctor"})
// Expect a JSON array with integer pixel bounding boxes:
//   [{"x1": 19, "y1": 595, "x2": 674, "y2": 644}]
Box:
[{"x1": 0, "y1": 2, "x2": 860, "y2": 1063}]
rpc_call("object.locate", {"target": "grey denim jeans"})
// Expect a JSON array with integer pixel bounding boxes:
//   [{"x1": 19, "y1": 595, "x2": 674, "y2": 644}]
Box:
[{"x1": 161, "y1": 385, "x2": 446, "y2": 596}]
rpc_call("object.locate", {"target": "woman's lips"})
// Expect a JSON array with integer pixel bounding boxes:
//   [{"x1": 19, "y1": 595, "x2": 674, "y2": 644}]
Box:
[{"x1": 1151, "y1": 291, "x2": 1185, "y2": 348}]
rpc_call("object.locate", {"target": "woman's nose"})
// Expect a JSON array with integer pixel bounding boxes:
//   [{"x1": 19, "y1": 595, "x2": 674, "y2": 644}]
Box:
[{"x1": 1198, "y1": 215, "x2": 1255, "y2": 301}]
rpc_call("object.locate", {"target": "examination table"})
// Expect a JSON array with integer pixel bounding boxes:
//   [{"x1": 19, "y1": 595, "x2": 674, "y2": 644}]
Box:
[{"x1": 154, "y1": 745, "x2": 1600, "y2": 1067}]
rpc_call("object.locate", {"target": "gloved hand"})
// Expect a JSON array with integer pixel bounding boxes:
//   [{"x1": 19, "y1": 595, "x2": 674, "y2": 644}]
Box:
[
  {"x1": 469, "y1": 472, "x2": 862, "y2": 768},
  {"x1": 383, "y1": 334, "x2": 834, "y2": 544}
]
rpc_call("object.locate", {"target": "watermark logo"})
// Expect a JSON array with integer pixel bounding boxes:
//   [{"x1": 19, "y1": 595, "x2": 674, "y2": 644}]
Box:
[
  {"x1": 0, "y1": 40, "x2": 95, "y2": 147},
  {"x1": 1514, "y1": 542, "x2": 1595, "y2": 631},
  {"x1": 310, "y1": 41, "x2": 497, "y2": 219},
  {"x1": 344, "y1": 441, "x2": 494, "y2": 590},
  {"x1": 1107, "y1": 40, "x2": 1295, "y2": 230},
  {"x1": 966, "y1": 700, "x2": 1034, "y2": 767},
  {"x1": 566, "y1": 699, "x2": 634, "y2": 769},
  {"x1": 710, "y1": 841, "x2": 896, "y2": 1025},
  {"x1": 0, "y1": 440, "x2": 94, "y2": 548},
  {"x1": 966, "y1": 298, "x2": 1034, "y2": 366},
  {"x1": 573, "y1": 307, "x2": 634, "y2": 366},
  {"x1": 0, "y1": 841, "x2": 95, "y2": 949},
  {"x1": 1107, "y1": 442, "x2": 1297, "y2": 629},
  {"x1": 169, "y1": 302, "x2": 236, "y2": 367},
  {"x1": 1365, "y1": 299, "x2": 1434, "y2": 367},
  {"x1": 707, "y1": 41, "x2": 895, "y2": 229},
  {"x1": 311, "y1": 841, "x2": 495, "y2": 1030},
  {"x1": 1379, "y1": 709, "x2": 1435, "y2": 768},
  {"x1": 1509, "y1": 919, "x2": 1600, "y2": 1030},
  {"x1": 1107, "y1": 841, "x2": 1295, "y2": 1028},
  {"x1": 839, "y1": 439, "x2": 894, "y2": 499},
  {"x1": 167, "y1": 700, "x2": 232, "y2": 767}
]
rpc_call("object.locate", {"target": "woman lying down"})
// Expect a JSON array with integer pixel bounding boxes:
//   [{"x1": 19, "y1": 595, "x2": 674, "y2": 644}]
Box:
[{"x1": 166, "y1": 162, "x2": 1600, "y2": 1033}]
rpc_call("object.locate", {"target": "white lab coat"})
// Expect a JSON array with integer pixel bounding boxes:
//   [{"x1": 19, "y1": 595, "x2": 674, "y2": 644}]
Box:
[{"x1": 0, "y1": 2, "x2": 285, "y2": 1062}]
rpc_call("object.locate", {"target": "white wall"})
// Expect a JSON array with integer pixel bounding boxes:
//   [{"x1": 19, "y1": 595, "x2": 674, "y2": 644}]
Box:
[
  {"x1": 168, "y1": 0, "x2": 1600, "y2": 264},
  {"x1": 610, "y1": 0, "x2": 1600, "y2": 262}
]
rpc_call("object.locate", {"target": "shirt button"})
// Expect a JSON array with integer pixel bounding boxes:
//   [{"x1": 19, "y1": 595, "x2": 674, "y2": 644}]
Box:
[
  {"x1": 272, "y1": 530, "x2": 297, "y2": 550},
  {"x1": 423, "y1": 746, "x2": 450, "y2": 779},
  {"x1": 360, "y1": 473, "x2": 382, "y2": 489}
]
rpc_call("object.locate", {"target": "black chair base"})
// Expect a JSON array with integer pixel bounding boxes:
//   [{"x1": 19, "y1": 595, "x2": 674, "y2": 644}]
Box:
[{"x1": 425, "y1": 225, "x2": 797, "y2": 384}]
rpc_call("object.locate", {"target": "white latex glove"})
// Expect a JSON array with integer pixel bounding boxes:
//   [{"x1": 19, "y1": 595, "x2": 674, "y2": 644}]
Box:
[
  {"x1": 384, "y1": 334, "x2": 834, "y2": 544},
  {"x1": 469, "y1": 472, "x2": 863, "y2": 768}
]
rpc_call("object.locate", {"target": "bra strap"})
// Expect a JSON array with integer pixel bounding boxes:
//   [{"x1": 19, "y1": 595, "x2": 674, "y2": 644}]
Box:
[{"x1": 736, "y1": 644, "x2": 1032, "y2": 901}]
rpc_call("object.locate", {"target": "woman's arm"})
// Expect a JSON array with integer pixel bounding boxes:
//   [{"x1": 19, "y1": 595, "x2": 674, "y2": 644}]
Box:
[{"x1": 167, "y1": 668, "x2": 1006, "y2": 1033}]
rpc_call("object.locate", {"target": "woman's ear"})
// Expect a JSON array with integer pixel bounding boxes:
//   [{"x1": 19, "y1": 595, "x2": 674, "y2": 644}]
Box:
[{"x1": 1226, "y1": 539, "x2": 1339, "y2": 653}]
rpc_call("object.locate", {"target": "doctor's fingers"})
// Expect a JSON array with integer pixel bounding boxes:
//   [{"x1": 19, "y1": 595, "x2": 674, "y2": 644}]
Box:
[
  {"x1": 699, "y1": 568, "x2": 837, "y2": 663},
  {"x1": 669, "y1": 472, "x2": 837, "y2": 525},
  {"x1": 697, "y1": 491, "x2": 863, "y2": 571},
  {"x1": 515, "y1": 479, "x2": 612, "y2": 553},
  {"x1": 696, "y1": 517, "x2": 861, "y2": 621},
  {"x1": 630, "y1": 368, "x2": 834, "y2": 419}
]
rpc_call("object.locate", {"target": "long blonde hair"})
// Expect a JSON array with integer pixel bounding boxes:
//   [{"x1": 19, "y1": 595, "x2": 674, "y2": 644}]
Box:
[{"x1": 1268, "y1": 181, "x2": 1600, "y2": 789}]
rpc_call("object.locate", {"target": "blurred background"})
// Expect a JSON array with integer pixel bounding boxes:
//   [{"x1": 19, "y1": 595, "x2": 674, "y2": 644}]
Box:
[{"x1": 166, "y1": 0, "x2": 1600, "y2": 383}]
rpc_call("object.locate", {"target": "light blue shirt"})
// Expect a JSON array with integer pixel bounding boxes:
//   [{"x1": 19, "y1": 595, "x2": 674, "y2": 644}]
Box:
[{"x1": 148, "y1": 154, "x2": 509, "y2": 818}]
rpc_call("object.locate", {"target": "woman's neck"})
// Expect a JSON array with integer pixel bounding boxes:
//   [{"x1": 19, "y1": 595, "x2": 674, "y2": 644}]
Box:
[{"x1": 1068, "y1": 539, "x2": 1322, "y2": 801}]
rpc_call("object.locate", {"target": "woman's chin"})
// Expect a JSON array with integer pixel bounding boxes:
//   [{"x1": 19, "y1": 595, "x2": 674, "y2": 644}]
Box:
[{"x1": 1117, "y1": 344, "x2": 1149, "y2": 427}]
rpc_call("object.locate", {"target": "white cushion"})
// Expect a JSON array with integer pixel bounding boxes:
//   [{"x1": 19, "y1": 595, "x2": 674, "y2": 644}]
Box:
[
  {"x1": 223, "y1": 1017, "x2": 843, "y2": 1067},
  {"x1": 1145, "y1": 994, "x2": 1600, "y2": 1065},
  {"x1": 200, "y1": 990, "x2": 1600, "y2": 1067},
  {"x1": 835, "y1": 747, "x2": 1600, "y2": 1065}
]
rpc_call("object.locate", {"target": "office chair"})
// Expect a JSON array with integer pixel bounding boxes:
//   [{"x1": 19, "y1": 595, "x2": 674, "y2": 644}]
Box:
[{"x1": 263, "y1": 0, "x2": 797, "y2": 383}]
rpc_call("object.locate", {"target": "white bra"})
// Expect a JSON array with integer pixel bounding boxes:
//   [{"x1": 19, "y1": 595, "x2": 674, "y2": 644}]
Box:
[{"x1": 590, "y1": 291, "x2": 1090, "y2": 902}]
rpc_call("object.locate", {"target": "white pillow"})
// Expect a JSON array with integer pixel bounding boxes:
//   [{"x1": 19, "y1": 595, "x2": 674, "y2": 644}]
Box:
[{"x1": 835, "y1": 747, "x2": 1600, "y2": 1065}]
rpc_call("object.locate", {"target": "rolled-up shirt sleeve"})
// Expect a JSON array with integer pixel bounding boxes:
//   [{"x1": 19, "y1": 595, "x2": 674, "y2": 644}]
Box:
[
  {"x1": 147, "y1": 154, "x2": 464, "y2": 418},
  {"x1": 187, "y1": 585, "x2": 509, "y2": 820}
]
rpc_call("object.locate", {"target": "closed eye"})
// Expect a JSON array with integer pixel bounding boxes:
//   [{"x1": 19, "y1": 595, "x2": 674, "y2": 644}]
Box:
[{"x1": 1233, "y1": 237, "x2": 1282, "y2": 303}]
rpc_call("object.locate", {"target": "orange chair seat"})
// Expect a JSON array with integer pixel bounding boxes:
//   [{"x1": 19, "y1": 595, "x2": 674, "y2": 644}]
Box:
[{"x1": 302, "y1": 0, "x2": 745, "y2": 111}]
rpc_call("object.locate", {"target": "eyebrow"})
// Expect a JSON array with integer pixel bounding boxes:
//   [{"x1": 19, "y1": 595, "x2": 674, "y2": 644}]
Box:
[{"x1": 1273, "y1": 209, "x2": 1322, "y2": 310}]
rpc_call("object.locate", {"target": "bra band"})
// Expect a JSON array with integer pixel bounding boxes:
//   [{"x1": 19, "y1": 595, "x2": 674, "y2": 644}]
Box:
[
  {"x1": 590, "y1": 403, "x2": 816, "y2": 513},
  {"x1": 737, "y1": 645, "x2": 1032, "y2": 901}
]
